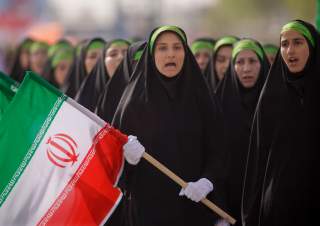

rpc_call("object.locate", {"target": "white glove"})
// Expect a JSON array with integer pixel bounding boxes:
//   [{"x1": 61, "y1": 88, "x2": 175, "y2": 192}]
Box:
[
  {"x1": 215, "y1": 219, "x2": 230, "y2": 226},
  {"x1": 123, "y1": 135, "x2": 145, "y2": 165},
  {"x1": 179, "y1": 178, "x2": 213, "y2": 202}
]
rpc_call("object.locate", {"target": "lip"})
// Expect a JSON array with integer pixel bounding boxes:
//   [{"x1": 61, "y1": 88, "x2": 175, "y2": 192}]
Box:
[
  {"x1": 287, "y1": 57, "x2": 299, "y2": 66},
  {"x1": 242, "y1": 76, "x2": 254, "y2": 83},
  {"x1": 165, "y1": 62, "x2": 176, "y2": 67}
]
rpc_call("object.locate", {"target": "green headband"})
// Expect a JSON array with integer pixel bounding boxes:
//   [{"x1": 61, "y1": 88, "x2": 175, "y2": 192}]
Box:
[
  {"x1": 263, "y1": 44, "x2": 278, "y2": 55},
  {"x1": 281, "y1": 21, "x2": 315, "y2": 47},
  {"x1": 232, "y1": 39, "x2": 264, "y2": 61},
  {"x1": 48, "y1": 42, "x2": 72, "y2": 58},
  {"x1": 87, "y1": 40, "x2": 105, "y2": 51},
  {"x1": 149, "y1": 25, "x2": 187, "y2": 54},
  {"x1": 214, "y1": 36, "x2": 238, "y2": 52},
  {"x1": 191, "y1": 41, "x2": 214, "y2": 54},
  {"x1": 30, "y1": 42, "x2": 49, "y2": 54},
  {"x1": 109, "y1": 40, "x2": 130, "y2": 48},
  {"x1": 51, "y1": 48, "x2": 74, "y2": 68},
  {"x1": 134, "y1": 50, "x2": 143, "y2": 61},
  {"x1": 21, "y1": 40, "x2": 33, "y2": 51}
]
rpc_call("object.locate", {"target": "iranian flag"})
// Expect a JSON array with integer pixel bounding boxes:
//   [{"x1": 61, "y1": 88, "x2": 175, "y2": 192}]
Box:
[
  {"x1": 0, "y1": 71, "x2": 18, "y2": 117},
  {"x1": 0, "y1": 71, "x2": 128, "y2": 225}
]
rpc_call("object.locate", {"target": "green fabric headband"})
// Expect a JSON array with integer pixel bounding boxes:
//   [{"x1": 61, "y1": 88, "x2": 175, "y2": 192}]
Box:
[
  {"x1": 214, "y1": 36, "x2": 238, "y2": 52},
  {"x1": 48, "y1": 42, "x2": 72, "y2": 58},
  {"x1": 51, "y1": 48, "x2": 74, "y2": 68},
  {"x1": 232, "y1": 39, "x2": 264, "y2": 61},
  {"x1": 134, "y1": 50, "x2": 143, "y2": 61},
  {"x1": 109, "y1": 40, "x2": 130, "y2": 48},
  {"x1": 281, "y1": 21, "x2": 315, "y2": 47},
  {"x1": 21, "y1": 40, "x2": 33, "y2": 51},
  {"x1": 191, "y1": 41, "x2": 214, "y2": 54},
  {"x1": 87, "y1": 40, "x2": 105, "y2": 51},
  {"x1": 30, "y1": 42, "x2": 49, "y2": 54},
  {"x1": 263, "y1": 44, "x2": 278, "y2": 55},
  {"x1": 149, "y1": 25, "x2": 187, "y2": 54}
]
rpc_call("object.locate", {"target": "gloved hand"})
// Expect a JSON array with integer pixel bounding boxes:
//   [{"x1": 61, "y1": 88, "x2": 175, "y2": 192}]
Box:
[
  {"x1": 123, "y1": 135, "x2": 145, "y2": 165},
  {"x1": 215, "y1": 219, "x2": 230, "y2": 226},
  {"x1": 179, "y1": 178, "x2": 213, "y2": 202}
]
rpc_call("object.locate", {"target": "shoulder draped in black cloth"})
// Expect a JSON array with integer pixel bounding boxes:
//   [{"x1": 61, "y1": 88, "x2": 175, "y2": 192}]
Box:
[
  {"x1": 109, "y1": 26, "x2": 227, "y2": 226},
  {"x1": 215, "y1": 38, "x2": 270, "y2": 226},
  {"x1": 61, "y1": 38, "x2": 105, "y2": 98},
  {"x1": 9, "y1": 38, "x2": 34, "y2": 83},
  {"x1": 241, "y1": 20, "x2": 320, "y2": 226},
  {"x1": 204, "y1": 36, "x2": 239, "y2": 94},
  {"x1": 96, "y1": 40, "x2": 146, "y2": 123},
  {"x1": 75, "y1": 39, "x2": 130, "y2": 112}
]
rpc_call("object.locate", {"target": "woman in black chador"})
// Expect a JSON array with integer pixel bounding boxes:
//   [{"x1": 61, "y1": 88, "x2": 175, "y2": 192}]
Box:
[
  {"x1": 96, "y1": 40, "x2": 146, "y2": 122},
  {"x1": 242, "y1": 20, "x2": 320, "y2": 226},
  {"x1": 112, "y1": 26, "x2": 228, "y2": 226},
  {"x1": 75, "y1": 39, "x2": 130, "y2": 112},
  {"x1": 216, "y1": 38, "x2": 270, "y2": 226}
]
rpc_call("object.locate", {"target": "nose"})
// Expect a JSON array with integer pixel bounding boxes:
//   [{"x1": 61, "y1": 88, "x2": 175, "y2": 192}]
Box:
[
  {"x1": 287, "y1": 43, "x2": 295, "y2": 55},
  {"x1": 243, "y1": 61, "x2": 251, "y2": 72}
]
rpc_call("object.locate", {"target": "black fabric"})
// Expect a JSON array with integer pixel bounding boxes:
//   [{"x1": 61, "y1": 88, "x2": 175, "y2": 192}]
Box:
[
  {"x1": 241, "y1": 20, "x2": 320, "y2": 226},
  {"x1": 216, "y1": 39, "x2": 270, "y2": 226},
  {"x1": 96, "y1": 41, "x2": 146, "y2": 122},
  {"x1": 9, "y1": 38, "x2": 33, "y2": 83},
  {"x1": 61, "y1": 38, "x2": 105, "y2": 98},
  {"x1": 75, "y1": 39, "x2": 131, "y2": 112},
  {"x1": 111, "y1": 27, "x2": 227, "y2": 226}
]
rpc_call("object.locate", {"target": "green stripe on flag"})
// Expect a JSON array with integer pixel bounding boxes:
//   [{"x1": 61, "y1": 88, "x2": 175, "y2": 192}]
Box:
[
  {"x1": 0, "y1": 71, "x2": 66, "y2": 206},
  {"x1": 0, "y1": 71, "x2": 18, "y2": 119}
]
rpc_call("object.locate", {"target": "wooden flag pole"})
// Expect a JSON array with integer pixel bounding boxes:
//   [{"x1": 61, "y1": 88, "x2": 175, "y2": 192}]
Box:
[{"x1": 142, "y1": 152, "x2": 236, "y2": 225}]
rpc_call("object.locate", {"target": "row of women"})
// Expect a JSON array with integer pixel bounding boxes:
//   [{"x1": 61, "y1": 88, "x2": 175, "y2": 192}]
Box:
[{"x1": 8, "y1": 19, "x2": 319, "y2": 226}]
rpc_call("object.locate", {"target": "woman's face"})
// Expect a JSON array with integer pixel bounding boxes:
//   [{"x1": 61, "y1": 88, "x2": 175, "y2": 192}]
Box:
[
  {"x1": 234, "y1": 50, "x2": 261, "y2": 88},
  {"x1": 215, "y1": 46, "x2": 232, "y2": 81},
  {"x1": 19, "y1": 49, "x2": 30, "y2": 69},
  {"x1": 194, "y1": 49, "x2": 211, "y2": 72},
  {"x1": 54, "y1": 59, "x2": 72, "y2": 86},
  {"x1": 30, "y1": 48, "x2": 48, "y2": 75},
  {"x1": 280, "y1": 30, "x2": 310, "y2": 73},
  {"x1": 105, "y1": 43, "x2": 129, "y2": 78},
  {"x1": 154, "y1": 32, "x2": 185, "y2": 78},
  {"x1": 85, "y1": 48, "x2": 102, "y2": 74}
]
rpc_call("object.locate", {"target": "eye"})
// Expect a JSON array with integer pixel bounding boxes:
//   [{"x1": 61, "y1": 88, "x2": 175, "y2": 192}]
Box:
[
  {"x1": 173, "y1": 45, "x2": 183, "y2": 51},
  {"x1": 235, "y1": 59, "x2": 244, "y2": 65},
  {"x1": 281, "y1": 40, "x2": 288, "y2": 48},
  {"x1": 157, "y1": 45, "x2": 167, "y2": 51},
  {"x1": 216, "y1": 56, "x2": 225, "y2": 63},
  {"x1": 249, "y1": 58, "x2": 258, "y2": 64}
]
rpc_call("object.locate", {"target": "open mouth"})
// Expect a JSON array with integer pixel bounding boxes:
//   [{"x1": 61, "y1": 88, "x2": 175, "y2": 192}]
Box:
[
  {"x1": 165, "y1": 62, "x2": 176, "y2": 67},
  {"x1": 288, "y1": 57, "x2": 299, "y2": 64}
]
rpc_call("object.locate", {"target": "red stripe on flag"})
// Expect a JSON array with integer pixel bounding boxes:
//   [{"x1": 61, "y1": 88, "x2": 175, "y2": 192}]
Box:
[{"x1": 37, "y1": 124, "x2": 128, "y2": 226}]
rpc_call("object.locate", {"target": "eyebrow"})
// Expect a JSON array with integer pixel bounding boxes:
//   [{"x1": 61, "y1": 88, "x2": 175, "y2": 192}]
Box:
[
  {"x1": 281, "y1": 37, "x2": 305, "y2": 42},
  {"x1": 156, "y1": 42, "x2": 182, "y2": 45}
]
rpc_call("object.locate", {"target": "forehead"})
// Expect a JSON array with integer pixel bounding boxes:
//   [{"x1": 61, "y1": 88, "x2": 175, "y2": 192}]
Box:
[
  {"x1": 107, "y1": 44, "x2": 129, "y2": 52},
  {"x1": 87, "y1": 48, "x2": 102, "y2": 55},
  {"x1": 156, "y1": 32, "x2": 183, "y2": 44},
  {"x1": 236, "y1": 49, "x2": 258, "y2": 59},
  {"x1": 217, "y1": 46, "x2": 232, "y2": 55},
  {"x1": 195, "y1": 48, "x2": 212, "y2": 54},
  {"x1": 281, "y1": 30, "x2": 306, "y2": 41}
]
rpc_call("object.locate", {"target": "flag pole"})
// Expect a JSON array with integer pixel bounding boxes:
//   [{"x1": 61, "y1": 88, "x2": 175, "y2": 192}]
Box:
[{"x1": 142, "y1": 152, "x2": 236, "y2": 225}]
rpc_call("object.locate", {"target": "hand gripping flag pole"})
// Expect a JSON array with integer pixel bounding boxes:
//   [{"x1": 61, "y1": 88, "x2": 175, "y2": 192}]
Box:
[{"x1": 142, "y1": 152, "x2": 236, "y2": 225}]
